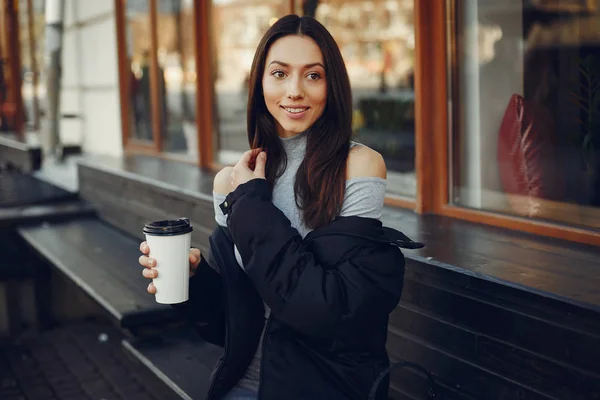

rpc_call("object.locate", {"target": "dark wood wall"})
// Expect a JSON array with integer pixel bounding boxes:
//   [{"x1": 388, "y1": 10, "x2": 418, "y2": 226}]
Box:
[
  {"x1": 78, "y1": 161, "x2": 600, "y2": 400},
  {"x1": 78, "y1": 163, "x2": 216, "y2": 255}
]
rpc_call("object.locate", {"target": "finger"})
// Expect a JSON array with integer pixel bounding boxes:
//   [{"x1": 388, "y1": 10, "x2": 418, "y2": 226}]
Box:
[
  {"x1": 254, "y1": 151, "x2": 267, "y2": 178},
  {"x1": 140, "y1": 241, "x2": 149, "y2": 254},
  {"x1": 139, "y1": 255, "x2": 156, "y2": 268},
  {"x1": 237, "y1": 148, "x2": 261, "y2": 168},
  {"x1": 142, "y1": 268, "x2": 158, "y2": 279},
  {"x1": 147, "y1": 282, "x2": 156, "y2": 294},
  {"x1": 189, "y1": 248, "x2": 201, "y2": 267}
]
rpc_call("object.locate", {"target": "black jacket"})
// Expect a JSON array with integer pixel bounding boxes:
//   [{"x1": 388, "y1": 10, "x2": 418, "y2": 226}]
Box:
[{"x1": 174, "y1": 179, "x2": 423, "y2": 400}]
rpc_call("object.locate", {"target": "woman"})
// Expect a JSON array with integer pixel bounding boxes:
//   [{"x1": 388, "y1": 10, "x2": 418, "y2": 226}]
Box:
[{"x1": 139, "y1": 14, "x2": 420, "y2": 400}]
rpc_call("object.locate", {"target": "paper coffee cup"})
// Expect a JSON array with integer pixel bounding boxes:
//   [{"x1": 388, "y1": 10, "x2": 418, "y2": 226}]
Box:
[{"x1": 143, "y1": 218, "x2": 193, "y2": 304}]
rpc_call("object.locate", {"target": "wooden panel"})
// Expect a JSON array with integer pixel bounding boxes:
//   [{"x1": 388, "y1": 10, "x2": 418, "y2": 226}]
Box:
[
  {"x1": 387, "y1": 329, "x2": 552, "y2": 400},
  {"x1": 114, "y1": 0, "x2": 130, "y2": 149},
  {"x1": 386, "y1": 257, "x2": 600, "y2": 399},
  {"x1": 194, "y1": 0, "x2": 215, "y2": 168},
  {"x1": 1, "y1": 0, "x2": 24, "y2": 137},
  {"x1": 384, "y1": 196, "x2": 416, "y2": 211},
  {"x1": 441, "y1": 205, "x2": 600, "y2": 247},
  {"x1": 413, "y1": 0, "x2": 448, "y2": 214},
  {"x1": 379, "y1": 206, "x2": 600, "y2": 313},
  {"x1": 149, "y1": 0, "x2": 161, "y2": 152}
]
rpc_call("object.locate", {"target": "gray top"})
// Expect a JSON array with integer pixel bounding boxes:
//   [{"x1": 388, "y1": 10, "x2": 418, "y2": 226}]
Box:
[{"x1": 213, "y1": 131, "x2": 386, "y2": 395}]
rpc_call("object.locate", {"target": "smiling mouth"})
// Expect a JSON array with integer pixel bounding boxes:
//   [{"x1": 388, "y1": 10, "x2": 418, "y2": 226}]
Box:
[{"x1": 281, "y1": 106, "x2": 309, "y2": 114}]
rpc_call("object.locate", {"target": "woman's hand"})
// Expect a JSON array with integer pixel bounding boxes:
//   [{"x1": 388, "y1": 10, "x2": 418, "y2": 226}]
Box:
[
  {"x1": 139, "y1": 241, "x2": 201, "y2": 294},
  {"x1": 230, "y1": 148, "x2": 267, "y2": 190}
]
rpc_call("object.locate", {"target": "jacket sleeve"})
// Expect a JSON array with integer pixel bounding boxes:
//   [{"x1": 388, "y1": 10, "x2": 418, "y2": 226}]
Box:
[
  {"x1": 221, "y1": 179, "x2": 405, "y2": 338},
  {"x1": 171, "y1": 255, "x2": 226, "y2": 347}
]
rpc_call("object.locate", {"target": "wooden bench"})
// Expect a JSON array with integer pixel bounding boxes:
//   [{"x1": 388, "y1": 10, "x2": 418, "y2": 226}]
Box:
[
  {"x1": 0, "y1": 134, "x2": 42, "y2": 172},
  {"x1": 18, "y1": 217, "x2": 223, "y2": 399},
  {"x1": 0, "y1": 170, "x2": 95, "y2": 335},
  {"x1": 122, "y1": 327, "x2": 222, "y2": 400},
  {"x1": 18, "y1": 217, "x2": 184, "y2": 333}
]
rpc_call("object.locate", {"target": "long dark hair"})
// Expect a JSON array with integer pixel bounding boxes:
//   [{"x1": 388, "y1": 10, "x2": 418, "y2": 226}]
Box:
[{"x1": 247, "y1": 14, "x2": 353, "y2": 230}]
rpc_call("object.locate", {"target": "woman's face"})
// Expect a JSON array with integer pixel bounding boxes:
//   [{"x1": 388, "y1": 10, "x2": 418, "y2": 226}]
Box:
[{"x1": 262, "y1": 35, "x2": 327, "y2": 138}]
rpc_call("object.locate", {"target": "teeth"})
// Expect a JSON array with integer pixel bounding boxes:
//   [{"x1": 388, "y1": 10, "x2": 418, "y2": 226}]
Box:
[{"x1": 284, "y1": 108, "x2": 307, "y2": 113}]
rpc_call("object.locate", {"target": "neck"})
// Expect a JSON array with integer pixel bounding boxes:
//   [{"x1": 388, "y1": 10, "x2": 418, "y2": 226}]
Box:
[{"x1": 277, "y1": 130, "x2": 303, "y2": 139}]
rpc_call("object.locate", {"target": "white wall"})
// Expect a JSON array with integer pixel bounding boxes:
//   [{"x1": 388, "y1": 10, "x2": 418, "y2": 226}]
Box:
[{"x1": 61, "y1": 0, "x2": 122, "y2": 157}]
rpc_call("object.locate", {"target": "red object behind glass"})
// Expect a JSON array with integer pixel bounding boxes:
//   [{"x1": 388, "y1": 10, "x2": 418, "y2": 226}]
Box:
[{"x1": 497, "y1": 93, "x2": 565, "y2": 216}]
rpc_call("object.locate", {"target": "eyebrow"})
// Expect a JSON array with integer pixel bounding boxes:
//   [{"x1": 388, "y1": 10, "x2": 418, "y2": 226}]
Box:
[{"x1": 268, "y1": 60, "x2": 325, "y2": 69}]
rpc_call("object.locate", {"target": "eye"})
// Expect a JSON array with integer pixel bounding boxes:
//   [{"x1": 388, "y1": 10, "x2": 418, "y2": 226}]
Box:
[
  {"x1": 271, "y1": 70, "x2": 286, "y2": 78},
  {"x1": 307, "y1": 72, "x2": 322, "y2": 81}
]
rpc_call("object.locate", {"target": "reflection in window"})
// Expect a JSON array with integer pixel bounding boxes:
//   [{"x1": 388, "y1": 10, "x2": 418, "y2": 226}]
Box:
[
  {"x1": 32, "y1": 0, "x2": 46, "y2": 122},
  {"x1": 125, "y1": 0, "x2": 153, "y2": 142},
  {"x1": 312, "y1": 0, "x2": 416, "y2": 197},
  {"x1": 19, "y1": 0, "x2": 45, "y2": 130},
  {"x1": 211, "y1": 1, "x2": 290, "y2": 164},
  {"x1": 451, "y1": 1, "x2": 600, "y2": 229},
  {"x1": 19, "y1": 0, "x2": 36, "y2": 128},
  {"x1": 156, "y1": 0, "x2": 197, "y2": 158}
]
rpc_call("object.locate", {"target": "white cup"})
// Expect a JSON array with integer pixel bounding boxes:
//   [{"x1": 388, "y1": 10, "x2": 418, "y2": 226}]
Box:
[{"x1": 143, "y1": 218, "x2": 193, "y2": 304}]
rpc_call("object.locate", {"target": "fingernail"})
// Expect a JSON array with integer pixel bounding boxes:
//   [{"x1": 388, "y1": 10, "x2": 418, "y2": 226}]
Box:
[
  {"x1": 149, "y1": 259, "x2": 155, "y2": 267},
  {"x1": 260, "y1": 152, "x2": 266, "y2": 158}
]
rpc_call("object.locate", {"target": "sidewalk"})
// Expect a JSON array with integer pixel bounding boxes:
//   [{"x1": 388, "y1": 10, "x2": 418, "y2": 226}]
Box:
[{"x1": 0, "y1": 318, "x2": 178, "y2": 400}]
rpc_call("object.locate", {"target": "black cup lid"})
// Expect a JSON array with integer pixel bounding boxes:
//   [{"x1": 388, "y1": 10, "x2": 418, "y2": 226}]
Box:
[{"x1": 143, "y1": 218, "x2": 193, "y2": 236}]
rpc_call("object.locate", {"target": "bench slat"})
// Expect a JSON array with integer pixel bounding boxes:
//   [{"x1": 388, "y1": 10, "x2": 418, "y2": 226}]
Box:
[
  {"x1": 18, "y1": 218, "x2": 180, "y2": 329},
  {"x1": 0, "y1": 201, "x2": 95, "y2": 228}
]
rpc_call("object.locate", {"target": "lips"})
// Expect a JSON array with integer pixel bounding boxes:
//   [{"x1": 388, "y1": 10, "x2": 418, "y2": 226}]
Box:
[{"x1": 281, "y1": 105, "x2": 310, "y2": 120}]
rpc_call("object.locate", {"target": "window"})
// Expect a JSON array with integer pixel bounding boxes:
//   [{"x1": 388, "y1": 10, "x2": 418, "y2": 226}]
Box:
[
  {"x1": 156, "y1": 0, "x2": 197, "y2": 157},
  {"x1": 124, "y1": 0, "x2": 154, "y2": 143},
  {"x1": 19, "y1": 0, "x2": 35, "y2": 128},
  {"x1": 450, "y1": 0, "x2": 600, "y2": 230},
  {"x1": 18, "y1": 0, "x2": 45, "y2": 131},
  {"x1": 119, "y1": 0, "x2": 199, "y2": 161},
  {"x1": 311, "y1": 0, "x2": 417, "y2": 198},
  {"x1": 211, "y1": 0, "x2": 291, "y2": 165}
]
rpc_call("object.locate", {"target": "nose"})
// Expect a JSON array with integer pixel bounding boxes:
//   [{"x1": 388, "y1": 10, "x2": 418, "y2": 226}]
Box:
[{"x1": 287, "y1": 76, "x2": 303, "y2": 99}]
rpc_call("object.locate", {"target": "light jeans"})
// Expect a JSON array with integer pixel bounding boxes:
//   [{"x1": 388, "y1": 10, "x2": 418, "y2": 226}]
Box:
[{"x1": 221, "y1": 386, "x2": 259, "y2": 400}]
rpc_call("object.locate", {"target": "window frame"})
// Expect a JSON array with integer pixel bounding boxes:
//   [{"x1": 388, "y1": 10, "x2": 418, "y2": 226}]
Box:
[
  {"x1": 2, "y1": 0, "x2": 25, "y2": 138},
  {"x1": 432, "y1": 0, "x2": 600, "y2": 246}
]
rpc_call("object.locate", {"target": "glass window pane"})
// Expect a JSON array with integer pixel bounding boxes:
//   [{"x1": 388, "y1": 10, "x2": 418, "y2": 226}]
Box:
[
  {"x1": 312, "y1": 0, "x2": 416, "y2": 198},
  {"x1": 211, "y1": 1, "x2": 290, "y2": 165},
  {"x1": 19, "y1": 0, "x2": 36, "y2": 128},
  {"x1": 156, "y1": 0, "x2": 197, "y2": 159},
  {"x1": 125, "y1": 0, "x2": 153, "y2": 142},
  {"x1": 32, "y1": 0, "x2": 45, "y2": 122},
  {"x1": 451, "y1": 0, "x2": 600, "y2": 229}
]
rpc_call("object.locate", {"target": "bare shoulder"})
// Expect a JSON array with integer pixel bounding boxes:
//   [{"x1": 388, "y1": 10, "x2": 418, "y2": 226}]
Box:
[
  {"x1": 213, "y1": 166, "x2": 234, "y2": 195},
  {"x1": 346, "y1": 145, "x2": 386, "y2": 180}
]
